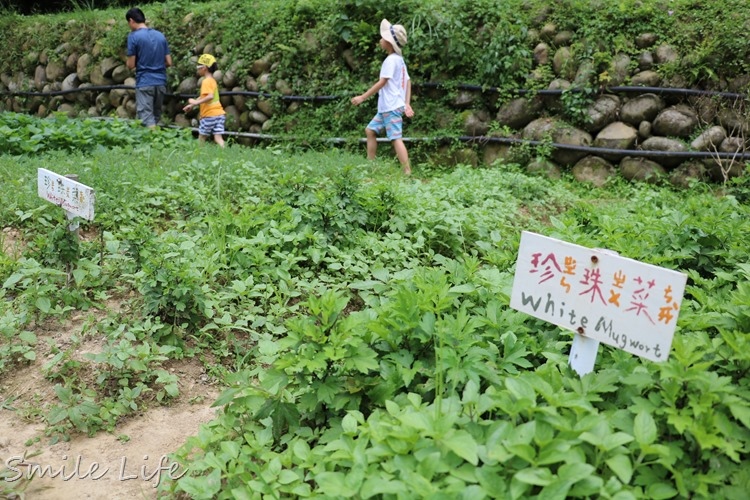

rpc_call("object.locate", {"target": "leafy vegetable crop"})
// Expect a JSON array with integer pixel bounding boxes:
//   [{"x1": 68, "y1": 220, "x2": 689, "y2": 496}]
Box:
[{"x1": 0, "y1": 115, "x2": 748, "y2": 498}]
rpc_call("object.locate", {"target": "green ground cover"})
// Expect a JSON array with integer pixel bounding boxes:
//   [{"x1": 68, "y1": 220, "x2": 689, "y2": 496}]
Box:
[{"x1": 0, "y1": 115, "x2": 749, "y2": 498}]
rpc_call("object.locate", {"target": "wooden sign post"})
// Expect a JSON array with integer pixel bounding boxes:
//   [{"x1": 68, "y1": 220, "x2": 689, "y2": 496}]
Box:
[
  {"x1": 37, "y1": 168, "x2": 96, "y2": 231},
  {"x1": 510, "y1": 231, "x2": 687, "y2": 376}
]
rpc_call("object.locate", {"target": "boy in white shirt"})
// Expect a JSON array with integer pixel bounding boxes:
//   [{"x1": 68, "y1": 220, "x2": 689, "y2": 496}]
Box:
[{"x1": 351, "y1": 19, "x2": 414, "y2": 175}]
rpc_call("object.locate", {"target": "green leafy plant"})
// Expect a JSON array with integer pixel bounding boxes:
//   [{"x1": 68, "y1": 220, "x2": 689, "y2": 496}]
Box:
[
  {"x1": 0, "y1": 113, "x2": 192, "y2": 155},
  {"x1": 128, "y1": 231, "x2": 215, "y2": 331},
  {"x1": 560, "y1": 86, "x2": 596, "y2": 127},
  {"x1": 0, "y1": 103, "x2": 749, "y2": 498},
  {"x1": 0, "y1": 305, "x2": 36, "y2": 375}
]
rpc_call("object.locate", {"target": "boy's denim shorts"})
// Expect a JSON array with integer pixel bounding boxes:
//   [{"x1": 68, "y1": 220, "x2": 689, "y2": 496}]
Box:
[{"x1": 367, "y1": 107, "x2": 405, "y2": 140}]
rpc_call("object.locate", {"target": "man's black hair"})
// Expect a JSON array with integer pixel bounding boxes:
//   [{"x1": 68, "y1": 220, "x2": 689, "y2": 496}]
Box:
[{"x1": 125, "y1": 8, "x2": 146, "y2": 24}]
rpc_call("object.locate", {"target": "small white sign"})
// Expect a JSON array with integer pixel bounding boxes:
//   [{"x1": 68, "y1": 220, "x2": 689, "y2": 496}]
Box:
[
  {"x1": 37, "y1": 168, "x2": 95, "y2": 221},
  {"x1": 510, "y1": 231, "x2": 687, "y2": 362},
  {"x1": 569, "y1": 333, "x2": 600, "y2": 376}
]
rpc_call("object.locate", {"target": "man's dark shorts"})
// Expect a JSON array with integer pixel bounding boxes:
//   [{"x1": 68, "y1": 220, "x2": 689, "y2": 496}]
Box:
[{"x1": 135, "y1": 85, "x2": 167, "y2": 127}]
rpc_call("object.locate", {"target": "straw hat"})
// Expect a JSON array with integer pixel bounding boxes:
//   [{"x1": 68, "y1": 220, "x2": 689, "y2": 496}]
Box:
[{"x1": 380, "y1": 19, "x2": 407, "y2": 56}]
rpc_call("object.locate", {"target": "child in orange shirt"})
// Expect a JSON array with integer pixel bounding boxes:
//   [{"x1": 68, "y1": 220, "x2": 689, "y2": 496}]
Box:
[{"x1": 183, "y1": 54, "x2": 226, "y2": 147}]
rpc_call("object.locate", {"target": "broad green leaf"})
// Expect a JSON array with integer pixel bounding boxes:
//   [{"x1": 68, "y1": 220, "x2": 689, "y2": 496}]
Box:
[
  {"x1": 229, "y1": 487, "x2": 253, "y2": 500},
  {"x1": 537, "y1": 440, "x2": 572, "y2": 466},
  {"x1": 416, "y1": 451, "x2": 441, "y2": 480},
  {"x1": 449, "y1": 462, "x2": 476, "y2": 483},
  {"x1": 293, "y1": 440, "x2": 311, "y2": 462},
  {"x1": 507, "y1": 420, "x2": 536, "y2": 446},
  {"x1": 568, "y1": 475, "x2": 605, "y2": 497},
  {"x1": 537, "y1": 478, "x2": 573, "y2": 500},
  {"x1": 361, "y1": 477, "x2": 407, "y2": 499},
  {"x1": 419, "y1": 312, "x2": 435, "y2": 335},
  {"x1": 68, "y1": 406, "x2": 83, "y2": 428},
  {"x1": 72, "y1": 268, "x2": 86, "y2": 284},
  {"x1": 264, "y1": 457, "x2": 282, "y2": 481},
  {"x1": 53, "y1": 384, "x2": 73, "y2": 404},
  {"x1": 2, "y1": 272, "x2": 23, "y2": 289},
  {"x1": 316, "y1": 379, "x2": 340, "y2": 403},
  {"x1": 601, "y1": 432, "x2": 634, "y2": 452},
  {"x1": 341, "y1": 413, "x2": 358, "y2": 434},
  {"x1": 506, "y1": 443, "x2": 537, "y2": 463},
  {"x1": 78, "y1": 400, "x2": 99, "y2": 415},
  {"x1": 19, "y1": 331, "x2": 37, "y2": 344},
  {"x1": 634, "y1": 411, "x2": 657, "y2": 446},
  {"x1": 348, "y1": 346, "x2": 379, "y2": 373},
  {"x1": 349, "y1": 280, "x2": 381, "y2": 290},
  {"x1": 372, "y1": 267, "x2": 390, "y2": 283},
  {"x1": 639, "y1": 442, "x2": 671, "y2": 459},
  {"x1": 315, "y1": 471, "x2": 352, "y2": 497},
  {"x1": 257, "y1": 338, "x2": 280, "y2": 356},
  {"x1": 689, "y1": 426, "x2": 725, "y2": 450},
  {"x1": 35, "y1": 296, "x2": 51, "y2": 313},
  {"x1": 278, "y1": 469, "x2": 299, "y2": 485},
  {"x1": 728, "y1": 403, "x2": 750, "y2": 428},
  {"x1": 219, "y1": 440, "x2": 241, "y2": 459},
  {"x1": 288, "y1": 483, "x2": 312, "y2": 496},
  {"x1": 667, "y1": 412, "x2": 692, "y2": 434},
  {"x1": 442, "y1": 430, "x2": 479, "y2": 465},
  {"x1": 178, "y1": 469, "x2": 222, "y2": 499},
  {"x1": 605, "y1": 454, "x2": 633, "y2": 484},
  {"x1": 462, "y1": 379, "x2": 479, "y2": 405},
  {"x1": 645, "y1": 482, "x2": 678, "y2": 499},
  {"x1": 475, "y1": 465, "x2": 508, "y2": 497},
  {"x1": 514, "y1": 467, "x2": 554, "y2": 486},
  {"x1": 579, "y1": 431, "x2": 602, "y2": 447},
  {"x1": 449, "y1": 284, "x2": 475, "y2": 294},
  {"x1": 557, "y1": 462, "x2": 595, "y2": 484},
  {"x1": 398, "y1": 411, "x2": 431, "y2": 432},
  {"x1": 47, "y1": 406, "x2": 68, "y2": 425},
  {"x1": 506, "y1": 377, "x2": 536, "y2": 402},
  {"x1": 486, "y1": 442, "x2": 513, "y2": 462},
  {"x1": 385, "y1": 400, "x2": 400, "y2": 416},
  {"x1": 273, "y1": 402, "x2": 301, "y2": 436},
  {"x1": 260, "y1": 369, "x2": 288, "y2": 393}
]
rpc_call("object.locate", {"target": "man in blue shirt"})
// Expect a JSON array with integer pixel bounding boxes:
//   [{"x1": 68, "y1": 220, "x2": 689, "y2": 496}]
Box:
[{"x1": 125, "y1": 8, "x2": 172, "y2": 128}]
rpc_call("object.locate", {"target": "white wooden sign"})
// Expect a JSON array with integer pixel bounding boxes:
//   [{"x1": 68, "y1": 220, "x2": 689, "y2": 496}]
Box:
[
  {"x1": 510, "y1": 231, "x2": 687, "y2": 363},
  {"x1": 37, "y1": 168, "x2": 95, "y2": 221}
]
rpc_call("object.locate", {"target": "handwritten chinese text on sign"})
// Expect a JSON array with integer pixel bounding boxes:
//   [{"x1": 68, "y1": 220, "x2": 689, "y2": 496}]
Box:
[
  {"x1": 510, "y1": 231, "x2": 687, "y2": 362},
  {"x1": 37, "y1": 168, "x2": 95, "y2": 221}
]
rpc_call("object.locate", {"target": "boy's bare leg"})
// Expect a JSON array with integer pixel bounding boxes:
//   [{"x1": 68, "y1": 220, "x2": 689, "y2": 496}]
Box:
[
  {"x1": 365, "y1": 127, "x2": 378, "y2": 160},
  {"x1": 198, "y1": 135, "x2": 207, "y2": 145},
  {"x1": 392, "y1": 139, "x2": 411, "y2": 175},
  {"x1": 214, "y1": 134, "x2": 225, "y2": 147}
]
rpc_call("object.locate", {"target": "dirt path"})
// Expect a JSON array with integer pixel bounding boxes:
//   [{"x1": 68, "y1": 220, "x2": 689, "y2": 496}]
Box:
[
  {"x1": 0, "y1": 306, "x2": 223, "y2": 499},
  {"x1": 1, "y1": 391, "x2": 219, "y2": 499},
  {"x1": 1, "y1": 361, "x2": 220, "y2": 499}
]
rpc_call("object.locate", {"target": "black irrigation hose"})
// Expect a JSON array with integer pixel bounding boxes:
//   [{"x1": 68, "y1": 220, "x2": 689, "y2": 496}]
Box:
[
  {"x1": 187, "y1": 126, "x2": 750, "y2": 161},
  {"x1": 418, "y1": 83, "x2": 749, "y2": 101},
  {"x1": 1, "y1": 86, "x2": 340, "y2": 101},
  {"x1": 2, "y1": 83, "x2": 748, "y2": 101}
]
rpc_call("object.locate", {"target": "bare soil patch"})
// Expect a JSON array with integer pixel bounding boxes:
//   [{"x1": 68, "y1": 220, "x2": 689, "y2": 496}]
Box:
[
  {"x1": 0, "y1": 307, "x2": 223, "y2": 499},
  {"x1": 1, "y1": 227, "x2": 25, "y2": 259}
]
